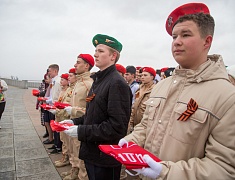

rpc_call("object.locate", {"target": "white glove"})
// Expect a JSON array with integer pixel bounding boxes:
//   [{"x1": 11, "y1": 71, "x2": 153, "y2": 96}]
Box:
[
  {"x1": 118, "y1": 138, "x2": 129, "y2": 147},
  {"x1": 64, "y1": 125, "x2": 78, "y2": 137},
  {"x1": 132, "y1": 155, "x2": 162, "y2": 179},
  {"x1": 46, "y1": 98, "x2": 53, "y2": 105},
  {"x1": 48, "y1": 109, "x2": 56, "y2": 115},
  {"x1": 64, "y1": 106, "x2": 73, "y2": 115},
  {"x1": 59, "y1": 119, "x2": 74, "y2": 125}
]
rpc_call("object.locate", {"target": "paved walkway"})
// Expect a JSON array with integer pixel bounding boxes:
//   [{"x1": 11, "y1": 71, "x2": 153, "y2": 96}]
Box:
[{"x1": 0, "y1": 86, "x2": 71, "y2": 180}]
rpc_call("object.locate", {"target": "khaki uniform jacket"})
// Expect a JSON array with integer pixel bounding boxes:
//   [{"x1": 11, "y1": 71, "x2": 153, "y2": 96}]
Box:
[
  {"x1": 125, "y1": 55, "x2": 235, "y2": 180},
  {"x1": 129, "y1": 82, "x2": 155, "y2": 131},
  {"x1": 70, "y1": 72, "x2": 93, "y2": 119},
  {"x1": 55, "y1": 85, "x2": 74, "y2": 122}
]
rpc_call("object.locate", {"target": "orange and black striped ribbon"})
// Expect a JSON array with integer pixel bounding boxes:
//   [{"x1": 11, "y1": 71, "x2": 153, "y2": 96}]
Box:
[
  {"x1": 177, "y1": 98, "x2": 198, "y2": 121},
  {"x1": 86, "y1": 93, "x2": 96, "y2": 102}
]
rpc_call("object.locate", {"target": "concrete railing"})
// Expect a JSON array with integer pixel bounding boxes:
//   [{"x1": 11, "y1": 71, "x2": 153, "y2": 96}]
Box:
[{"x1": 1, "y1": 78, "x2": 41, "y2": 89}]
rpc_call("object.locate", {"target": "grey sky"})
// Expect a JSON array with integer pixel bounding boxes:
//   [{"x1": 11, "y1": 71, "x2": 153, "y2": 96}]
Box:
[{"x1": 0, "y1": 0, "x2": 234, "y2": 80}]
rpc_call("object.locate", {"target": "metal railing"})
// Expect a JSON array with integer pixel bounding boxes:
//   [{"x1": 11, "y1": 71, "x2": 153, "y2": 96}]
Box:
[{"x1": 1, "y1": 78, "x2": 41, "y2": 89}]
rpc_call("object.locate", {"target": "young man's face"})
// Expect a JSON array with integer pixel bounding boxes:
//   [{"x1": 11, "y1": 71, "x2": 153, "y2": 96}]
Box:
[
  {"x1": 94, "y1": 44, "x2": 115, "y2": 71},
  {"x1": 124, "y1": 72, "x2": 134, "y2": 83},
  {"x1": 48, "y1": 68, "x2": 57, "y2": 78},
  {"x1": 171, "y1": 20, "x2": 209, "y2": 70},
  {"x1": 74, "y1": 58, "x2": 88, "y2": 74}
]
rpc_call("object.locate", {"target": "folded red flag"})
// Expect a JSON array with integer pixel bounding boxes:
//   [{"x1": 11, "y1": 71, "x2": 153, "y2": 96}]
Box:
[
  {"x1": 54, "y1": 102, "x2": 71, "y2": 109},
  {"x1": 50, "y1": 120, "x2": 74, "y2": 132},
  {"x1": 40, "y1": 104, "x2": 56, "y2": 110},
  {"x1": 32, "y1": 89, "x2": 40, "y2": 96},
  {"x1": 99, "y1": 142, "x2": 161, "y2": 169},
  {"x1": 37, "y1": 97, "x2": 48, "y2": 101}
]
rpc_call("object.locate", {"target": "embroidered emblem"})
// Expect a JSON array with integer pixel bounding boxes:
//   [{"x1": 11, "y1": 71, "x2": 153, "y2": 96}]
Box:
[
  {"x1": 86, "y1": 93, "x2": 96, "y2": 102},
  {"x1": 168, "y1": 16, "x2": 173, "y2": 27},
  {"x1": 105, "y1": 39, "x2": 115, "y2": 43},
  {"x1": 177, "y1": 98, "x2": 198, "y2": 121},
  {"x1": 95, "y1": 40, "x2": 98, "y2": 44}
]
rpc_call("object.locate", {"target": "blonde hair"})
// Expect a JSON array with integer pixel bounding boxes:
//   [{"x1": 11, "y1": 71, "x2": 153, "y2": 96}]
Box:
[{"x1": 109, "y1": 47, "x2": 120, "y2": 63}]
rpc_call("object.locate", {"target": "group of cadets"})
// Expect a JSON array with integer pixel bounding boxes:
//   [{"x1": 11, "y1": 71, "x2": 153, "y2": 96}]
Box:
[{"x1": 35, "y1": 2, "x2": 235, "y2": 180}]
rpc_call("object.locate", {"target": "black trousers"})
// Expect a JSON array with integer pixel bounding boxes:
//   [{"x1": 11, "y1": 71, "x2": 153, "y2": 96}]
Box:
[
  {"x1": 85, "y1": 161, "x2": 121, "y2": 180},
  {"x1": 48, "y1": 112, "x2": 62, "y2": 149},
  {"x1": 0, "y1": 102, "x2": 6, "y2": 120}
]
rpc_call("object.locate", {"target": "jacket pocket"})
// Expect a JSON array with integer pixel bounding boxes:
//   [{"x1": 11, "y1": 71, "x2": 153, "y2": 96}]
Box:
[
  {"x1": 144, "y1": 98, "x2": 161, "y2": 127},
  {"x1": 169, "y1": 102, "x2": 208, "y2": 144}
]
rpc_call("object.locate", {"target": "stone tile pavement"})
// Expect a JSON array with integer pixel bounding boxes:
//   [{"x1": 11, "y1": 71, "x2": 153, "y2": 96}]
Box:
[{"x1": 0, "y1": 86, "x2": 71, "y2": 180}]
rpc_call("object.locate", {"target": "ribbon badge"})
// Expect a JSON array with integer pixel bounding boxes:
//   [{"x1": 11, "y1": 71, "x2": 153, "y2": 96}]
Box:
[
  {"x1": 86, "y1": 93, "x2": 96, "y2": 102},
  {"x1": 177, "y1": 98, "x2": 198, "y2": 121}
]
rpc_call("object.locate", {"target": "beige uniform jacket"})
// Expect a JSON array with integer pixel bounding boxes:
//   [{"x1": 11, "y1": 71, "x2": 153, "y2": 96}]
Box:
[
  {"x1": 129, "y1": 82, "x2": 155, "y2": 131},
  {"x1": 125, "y1": 55, "x2": 235, "y2": 180},
  {"x1": 70, "y1": 72, "x2": 93, "y2": 119},
  {"x1": 55, "y1": 85, "x2": 74, "y2": 122}
]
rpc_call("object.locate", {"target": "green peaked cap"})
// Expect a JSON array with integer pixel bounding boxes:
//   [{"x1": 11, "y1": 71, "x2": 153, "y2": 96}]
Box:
[{"x1": 92, "y1": 34, "x2": 123, "y2": 52}]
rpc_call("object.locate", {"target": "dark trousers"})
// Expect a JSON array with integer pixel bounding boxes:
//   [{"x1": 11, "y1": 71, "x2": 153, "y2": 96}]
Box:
[
  {"x1": 0, "y1": 102, "x2": 6, "y2": 120},
  {"x1": 48, "y1": 112, "x2": 62, "y2": 149},
  {"x1": 53, "y1": 131, "x2": 62, "y2": 149},
  {"x1": 85, "y1": 161, "x2": 121, "y2": 180}
]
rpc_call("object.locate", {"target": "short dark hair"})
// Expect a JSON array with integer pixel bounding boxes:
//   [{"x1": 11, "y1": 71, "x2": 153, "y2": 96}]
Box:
[{"x1": 174, "y1": 13, "x2": 215, "y2": 38}]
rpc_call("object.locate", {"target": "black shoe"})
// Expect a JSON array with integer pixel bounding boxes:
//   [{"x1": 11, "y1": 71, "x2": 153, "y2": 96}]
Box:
[
  {"x1": 48, "y1": 145, "x2": 56, "y2": 150},
  {"x1": 49, "y1": 148, "x2": 62, "y2": 154},
  {"x1": 43, "y1": 133, "x2": 49, "y2": 138},
  {"x1": 43, "y1": 139, "x2": 54, "y2": 144}
]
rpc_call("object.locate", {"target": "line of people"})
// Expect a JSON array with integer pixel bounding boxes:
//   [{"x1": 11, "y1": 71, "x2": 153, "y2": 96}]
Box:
[{"x1": 33, "y1": 2, "x2": 235, "y2": 180}]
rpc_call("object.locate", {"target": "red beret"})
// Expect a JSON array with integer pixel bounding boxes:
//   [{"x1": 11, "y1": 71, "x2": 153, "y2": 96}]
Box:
[
  {"x1": 60, "y1": 73, "x2": 69, "y2": 80},
  {"x1": 142, "y1": 67, "x2": 156, "y2": 77},
  {"x1": 69, "y1": 68, "x2": 76, "y2": 74},
  {"x1": 115, "y1": 64, "x2": 126, "y2": 74},
  {"x1": 161, "y1": 67, "x2": 169, "y2": 72},
  {"x1": 78, "y1": 54, "x2": 95, "y2": 67},
  {"x1": 136, "y1": 66, "x2": 142, "y2": 70},
  {"x1": 166, "y1": 3, "x2": 210, "y2": 36}
]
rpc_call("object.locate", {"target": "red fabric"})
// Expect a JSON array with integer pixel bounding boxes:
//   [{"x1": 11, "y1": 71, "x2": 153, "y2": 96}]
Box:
[
  {"x1": 142, "y1": 67, "x2": 156, "y2": 77},
  {"x1": 61, "y1": 73, "x2": 69, "y2": 80},
  {"x1": 50, "y1": 120, "x2": 74, "y2": 132},
  {"x1": 54, "y1": 102, "x2": 71, "y2": 109},
  {"x1": 40, "y1": 104, "x2": 56, "y2": 110},
  {"x1": 69, "y1": 68, "x2": 76, "y2": 74},
  {"x1": 136, "y1": 66, "x2": 142, "y2": 70},
  {"x1": 32, "y1": 89, "x2": 40, "y2": 96},
  {"x1": 115, "y1": 64, "x2": 126, "y2": 74},
  {"x1": 160, "y1": 67, "x2": 169, "y2": 72},
  {"x1": 37, "y1": 97, "x2": 48, "y2": 101},
  {"x1": 99, "y1": 142, "x2": 161, "y2": 169},
  {"x1": 166, "y1": 3, "x2": 210, "y2": 36},
  {"x1": 78, "y1": 54, "x2": 95, "y2": 67}
]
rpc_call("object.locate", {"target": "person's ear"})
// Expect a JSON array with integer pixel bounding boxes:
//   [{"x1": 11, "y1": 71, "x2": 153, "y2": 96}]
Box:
[{"x1": 204, "y1": 35, "x2": 213, "y2": 49}]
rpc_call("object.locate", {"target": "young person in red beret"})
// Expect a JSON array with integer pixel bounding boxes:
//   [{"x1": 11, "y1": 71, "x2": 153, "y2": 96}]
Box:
[
  {"x1": 61, "y1": 54, "x2": 94, "y2": 180},
  {"x1": 128, "y1": 67, "x2": 156, "y2": 134},
  {"x1": 48, "y1": 73, "x2": 69, "y2": 154},
  {"x1": 61, "y1": 34, "x2": 132, "y2": 180},
  {"x1": 115, "y1": 64, "x2": 126, "y2": 77},
  {"x1": 54, "y1": 68, "x2": 77, "y2": 168},
  {"x1": 119, "y1": 3, "x2": 235, "y2": 180}
]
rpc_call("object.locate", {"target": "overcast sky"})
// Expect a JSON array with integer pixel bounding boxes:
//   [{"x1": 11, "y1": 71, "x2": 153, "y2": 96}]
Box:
[{"x1": 0, "y1": 0, "x2": 234, "y2": 80}]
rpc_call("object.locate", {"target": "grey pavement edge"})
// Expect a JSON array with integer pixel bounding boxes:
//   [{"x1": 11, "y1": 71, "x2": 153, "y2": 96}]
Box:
[{"x1": 0, "y1": 86, "x2": 62, "y2": 180}]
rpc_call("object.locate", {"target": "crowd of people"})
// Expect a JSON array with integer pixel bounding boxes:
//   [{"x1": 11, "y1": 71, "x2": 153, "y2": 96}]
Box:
[{"x1": 33, "y1": 2, "x2": 235, "y2": 180}]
